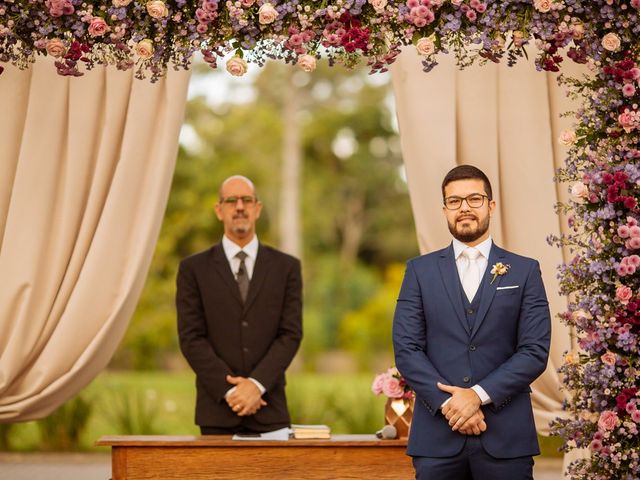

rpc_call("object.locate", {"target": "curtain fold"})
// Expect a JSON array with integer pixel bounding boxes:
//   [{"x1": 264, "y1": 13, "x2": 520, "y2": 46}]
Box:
[
  {"x1": 0, "y1": 58, "x2": 191, "y2": 421},
  {"x1": 391, "y1": 49, "x2": 587, "y2": 434}
]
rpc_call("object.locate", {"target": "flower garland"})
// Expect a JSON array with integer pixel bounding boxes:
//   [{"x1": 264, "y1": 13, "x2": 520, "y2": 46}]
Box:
[{"x1": 1, "y1": 0, "x2": 639, "y2": 477}]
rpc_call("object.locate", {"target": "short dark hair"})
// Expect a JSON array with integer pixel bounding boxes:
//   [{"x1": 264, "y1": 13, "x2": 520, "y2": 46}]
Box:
[{"x1": 441, "y1": 165, "x2": 493, "y2": 201}]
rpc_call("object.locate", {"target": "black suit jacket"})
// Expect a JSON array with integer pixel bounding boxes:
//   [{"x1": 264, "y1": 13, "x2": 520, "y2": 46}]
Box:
[{"x1": 176, "y1": 242, "x2": 303, "y2": 430}]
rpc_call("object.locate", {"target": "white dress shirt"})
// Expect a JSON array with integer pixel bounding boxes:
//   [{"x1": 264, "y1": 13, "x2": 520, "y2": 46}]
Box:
[
  {"x1": 222, "y1": 234, "x2": 259, "y2": 280},
  {"x1": 221, "y1": 235, "x2": 265, "y2": 397},
  {"x1": 441, "y1": 236, "x2": 493, "y2": 408}
]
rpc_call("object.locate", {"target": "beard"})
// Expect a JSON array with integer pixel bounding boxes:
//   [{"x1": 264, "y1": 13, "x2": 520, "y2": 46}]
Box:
[
  {"x1": 231, "y1": 213, "x2": 251, "y2": 236},
  {"x1": 447, "y1": 213, "x2": 490, "y2": 243}
]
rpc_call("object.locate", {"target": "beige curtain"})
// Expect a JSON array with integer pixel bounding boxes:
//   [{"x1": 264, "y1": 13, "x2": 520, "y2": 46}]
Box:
[
  {"x1": 0, "y1": 58, "x2": 190, "y2": 422},
  {"x1": 391, "y1": 49, "x2": 587, "y2": 434}
]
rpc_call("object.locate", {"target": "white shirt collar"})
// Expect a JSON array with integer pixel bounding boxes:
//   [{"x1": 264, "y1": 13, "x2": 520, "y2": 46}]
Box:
[
  {"x1": 222, "y1": 234, "x2": 259, "y2": 262},
  {"x1": 452, "y1": 236, "x2": 493, "y2": 260}
]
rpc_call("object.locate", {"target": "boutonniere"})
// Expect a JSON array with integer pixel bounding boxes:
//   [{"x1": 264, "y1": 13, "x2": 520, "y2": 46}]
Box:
[{"x1": 490, "y1": 262, "x2": 510, "y2": 284}]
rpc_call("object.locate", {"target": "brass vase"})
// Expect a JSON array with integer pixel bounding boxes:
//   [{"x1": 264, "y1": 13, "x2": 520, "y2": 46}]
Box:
[{"x1": 384, "y1": 397, "x2": 414, "y2": 438}]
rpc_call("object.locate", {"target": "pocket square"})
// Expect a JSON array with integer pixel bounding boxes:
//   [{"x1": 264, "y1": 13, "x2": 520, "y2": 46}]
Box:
[{"x1": 496, "y1": 285, "x2": 519, "y2": 290}]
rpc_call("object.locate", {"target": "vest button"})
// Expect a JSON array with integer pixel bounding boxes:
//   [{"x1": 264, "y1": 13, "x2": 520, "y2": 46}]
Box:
[
  {"x1": 243, "y1": 347, "x2": 249, "y2": 353},
  {"x1": 242, "y1": 321, "x2": 249, "y2": 327},
  {"x1": 463, "y1": 376, "x2": 470, "y2": 383},
  {"x1": 467, "y1": 309, "x2": 474, "y2": 314},
  {"x1": 469, "y1": 345, "x2": 476, "y2": 351}
]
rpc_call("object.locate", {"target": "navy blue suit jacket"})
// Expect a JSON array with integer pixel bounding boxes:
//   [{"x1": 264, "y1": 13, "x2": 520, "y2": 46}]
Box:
[{"x1": 392, "y1": 243, "x2": 551, "y2": 459}]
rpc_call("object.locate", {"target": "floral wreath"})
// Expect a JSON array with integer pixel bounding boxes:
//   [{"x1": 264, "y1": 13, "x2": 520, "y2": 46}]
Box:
[{"x1": 1, "y1": 1, "x2": 639, "y2": 478}]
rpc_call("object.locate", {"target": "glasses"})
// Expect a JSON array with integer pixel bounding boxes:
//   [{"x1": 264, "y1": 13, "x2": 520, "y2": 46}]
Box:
[
  {"x1": 444, "y1": 194, "x2": 489, "y2": 210},
  {"x1": 221, "y1": 196, "x2": 257, "y2": 207}
]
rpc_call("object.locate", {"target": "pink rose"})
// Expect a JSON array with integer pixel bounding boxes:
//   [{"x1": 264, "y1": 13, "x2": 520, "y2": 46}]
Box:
[
  {"x1": 226, "y1": 56, "x2": 248, "y2": 76},
  {"x1": 533, "y1": 0, "x2": 552, "y2": 13},
  {"x1": 629, "y1": 217, "x2": 639, "y2": 227},
  {"x1": 406, "y1": 0, "x2": 420, "y2": 7},
  {"x1": 558, "y1": 129, "x2": 577, "y2": 146},
  {"x1": 632, "y1": 410, "x2": 640, "y2": 423},
  {"x1": 627, "y1": 237, "x2": 640, "y2": 250},
  {"x1": 88, "y1": 17, "x2": 110, "y2": 37},
  {"x1": 297, "y1": 54, "x2": 317, "y2": 73},
  {"x1": 618, "y1": 111, "x2": 635, "y2": 133},
  {"x1": 571, "y1": 182, "x2": 589, "y2": 200},
  {"x1": 629, "y1": 255, "x2": 640, "y2": 267},
  {"x1": 415, "y1": 37, "x2": 435, "y2": 56},
  {"x1": 465, "y1": 9, "x2": 476, "y2": 21},
  {"x1": 600, "y1": 351, "x2": 616, "y2": 366},
  {"x1": 623, "y1": 83, "x2": 636, "y2": 97},
  {"x1": 616, "y1": 286, "x2": 633, "y2": 305},
  {"x1": 413, "y1": 17, "x2": 427, "y2": 27},
  {"x1": 630, "y1": 225, "x2": 640, "y2": 238},
  {"x1": 135, "y1": 39, "x2": 154, "y2": 59},
  {"x1": 258, "y1": 3, "x2": 278, "y2": 24},
  {"x1": 146, "y1": 0, "x2": 168, "y2": 18},
  {"x1": 45, "y1": 38, "x2": 66, "y2": 58},
  {"x1": 618, "y1": 225, "x2": 631, "y2": 238},
  {"x1": 598, "y1": 410, "x2": 619, "y2": 431},
  {"x1": 589, "y1": 439, "x2": 603, "y2": 452},
  {"x1": 382, "y1": 376, "x2": 404, "y2": 398},
  {"x1": 632, "y1": 0, "x2": 640, "y2": 8},
  {"x1": 601, "y1": 32, "x2": 621, "y2": 52},
  {"x1": 371, "y1": 374, "x2": 385, "y2": 395},
  {"x1": 240, "y1": 0, "x2": 256, "y2": 6}
]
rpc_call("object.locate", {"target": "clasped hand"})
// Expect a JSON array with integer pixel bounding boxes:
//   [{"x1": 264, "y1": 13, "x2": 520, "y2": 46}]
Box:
[
  {"x1": 438, "y1": 382, "x2": 487, "y2": 436},
  {"x1": 225, "y1": 375, "x2": 267, "y2": 417}
]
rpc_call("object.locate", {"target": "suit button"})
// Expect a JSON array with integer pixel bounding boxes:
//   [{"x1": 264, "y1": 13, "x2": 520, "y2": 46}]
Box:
[
  {"x1": 243, "y1": 347, "x2": 249, "y2": 353},
  {"x1": 469, "y1": 345, "x2": 476, "y2": 351},
  {"x1": 467, "y1": 309, "x2": 474, "y2": 314},
  {"x1": 463, "y1": 376, "x2": 470, "y2": 383},
  {"x1": 242, "y1": 321, "x2": 249, "y2": 327}
]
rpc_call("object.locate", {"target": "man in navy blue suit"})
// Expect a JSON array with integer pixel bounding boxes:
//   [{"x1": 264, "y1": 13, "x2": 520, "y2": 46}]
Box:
[{"x1": 393, "y1": 165, "x2": 551, "y2": 479}]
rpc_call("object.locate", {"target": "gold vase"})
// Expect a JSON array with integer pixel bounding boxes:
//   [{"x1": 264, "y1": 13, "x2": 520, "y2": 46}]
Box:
[{"x1": 384, "y1": 397, "x2": 414, "y2": 438}]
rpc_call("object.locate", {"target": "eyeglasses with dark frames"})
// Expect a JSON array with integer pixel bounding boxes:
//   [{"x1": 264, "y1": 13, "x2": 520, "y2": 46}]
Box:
[
  {"x1": 443, "y1": 194, "x2": 489, "y2": 210},
  {"x1": 220, "y1": 196, "x2": 257, "y2": 206}
]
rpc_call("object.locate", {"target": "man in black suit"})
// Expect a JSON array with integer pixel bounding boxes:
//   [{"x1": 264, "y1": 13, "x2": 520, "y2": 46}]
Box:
[{"x1": 176, "y1": 175, "x2": 302, "y2": 435}]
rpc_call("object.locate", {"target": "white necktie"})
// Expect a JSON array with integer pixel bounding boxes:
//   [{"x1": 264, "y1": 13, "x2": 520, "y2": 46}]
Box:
[{"x1": 461, "y1": 248, "x2": 481, "y2": 302}]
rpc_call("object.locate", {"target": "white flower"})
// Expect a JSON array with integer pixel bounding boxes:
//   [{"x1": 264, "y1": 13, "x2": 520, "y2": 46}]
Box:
[
  {"x1": 226, "y1": 56, "x2": 248, "y2": 76},
  {"x1": 258, "y1": 3, "x2": 278, "y2": 24},
  {"x1": 601, "y1": 32, "x2": 621, "y2": 52},
  {"x1": 490, "y1": 262, "x2": 510, "y2": 284},
  {"x1": 415, "y1": 37, "x2": 435, "y2": 56},
  {"x1": 297, "y1": 54, "x2": 317, "y2": 72},
  {"x1": 558, "y1": 129, "x2": 577, "y2": 146}
]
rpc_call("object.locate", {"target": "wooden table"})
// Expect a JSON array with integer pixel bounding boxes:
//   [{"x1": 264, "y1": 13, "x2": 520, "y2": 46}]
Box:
[{"x1": 96, "y1": 434, "x2": 413, "y2": 479}]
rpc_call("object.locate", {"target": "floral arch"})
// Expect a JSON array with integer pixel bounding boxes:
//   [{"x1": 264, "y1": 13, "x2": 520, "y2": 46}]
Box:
[{"x1": 1, "y1": 0, "x2": 639, "y2": 478}]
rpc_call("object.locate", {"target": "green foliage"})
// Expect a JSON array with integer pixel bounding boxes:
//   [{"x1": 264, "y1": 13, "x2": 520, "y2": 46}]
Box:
[
  {"x1": 99, "y1": 390, "x2": 160, "y2": 435},
  {"x1": 0, "y1": 423, "x2": 14, "y2": 451},
  {"x1": 3, "y1": 371, "x2": 562, "y2": 457},
  {"x1": 286, "y1": 374, "x2": 387, "y2": 434},
  {"x1": 338, "y1": 263, "x2": 406, "y2": 369},
  {"x1": 36, "y1": 395, "x2": 93, "y2": 451}
]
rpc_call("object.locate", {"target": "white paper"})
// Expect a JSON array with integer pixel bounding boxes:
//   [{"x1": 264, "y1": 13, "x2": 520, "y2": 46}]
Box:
[{"x1": 232, "y1": 427, "x2": 291, "y2": 441}]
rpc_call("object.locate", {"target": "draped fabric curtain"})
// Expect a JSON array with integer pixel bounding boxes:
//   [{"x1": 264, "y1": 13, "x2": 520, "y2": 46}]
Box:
[
  {"x1": 391, "y1": 49, "x2": 586, "y2": 433},
  {"x1": 0, "y1": 58, "x2": 190, "y2": 421}
]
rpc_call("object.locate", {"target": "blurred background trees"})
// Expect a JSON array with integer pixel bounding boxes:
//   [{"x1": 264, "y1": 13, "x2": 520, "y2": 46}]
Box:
[{"x1": 111, "y1": 61, "x2": 419, "y2": 373}]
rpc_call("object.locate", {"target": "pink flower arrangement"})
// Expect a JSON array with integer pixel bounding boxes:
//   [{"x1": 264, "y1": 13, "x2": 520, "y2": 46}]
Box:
[{"x1": 371, "y1": 367, "x2": 413, "y2": 400}]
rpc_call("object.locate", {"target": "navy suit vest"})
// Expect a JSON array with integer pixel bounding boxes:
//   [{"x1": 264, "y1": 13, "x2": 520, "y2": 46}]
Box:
[{"x1": 460, "y1": 275, "x2": 486, "y2": 331}]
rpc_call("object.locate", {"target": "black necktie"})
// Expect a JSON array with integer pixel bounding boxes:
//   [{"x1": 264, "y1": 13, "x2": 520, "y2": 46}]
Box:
[{"x1": 235, "y1": 251, "x2": 249, "y2": 302}]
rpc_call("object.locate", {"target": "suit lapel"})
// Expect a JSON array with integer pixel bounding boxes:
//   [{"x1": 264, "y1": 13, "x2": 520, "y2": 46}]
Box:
[
  {"x1": 243, "y1": 244, "x2": 272, "y2": 313},
  {"x1": 438, "y1": 245, "x2": 470, "y2": 336},
  {"x1": 210, "y1": 244, "x2": 243, "y2": 304},
  {"x1": 470, "y1": 243, "x2": 507, "y2": 339}
]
